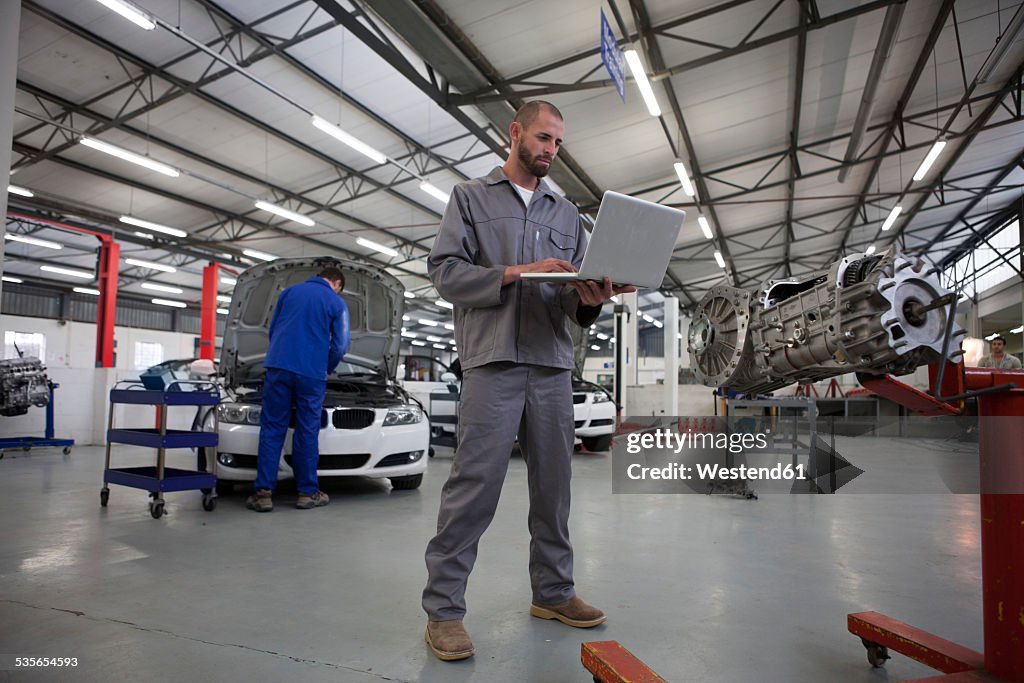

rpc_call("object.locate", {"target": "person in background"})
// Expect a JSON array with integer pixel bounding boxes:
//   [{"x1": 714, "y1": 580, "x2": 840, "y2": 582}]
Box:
[
  {"x1": 247, "y1": 266, "x2": 350, "y2": 512},
  {"x1": 420, "y1": 100, "x2": 633, "y2": 661},
  {"x1": 978, "y1": 335, "x2": 1022, "y2": 369}
]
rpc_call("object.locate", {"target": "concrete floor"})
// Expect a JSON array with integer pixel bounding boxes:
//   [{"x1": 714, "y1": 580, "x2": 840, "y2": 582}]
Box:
[{"x1": 0, "y1": 439, "x2": 983, "y2": 682}]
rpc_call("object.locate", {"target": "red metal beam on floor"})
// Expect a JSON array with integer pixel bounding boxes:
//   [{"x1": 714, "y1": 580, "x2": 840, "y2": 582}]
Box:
[
  {"x1": 95, "y1": 237, "x2": 119, "y2": 368},
  {"x1": 199, "y1": 262, "x2": 219, "y2": 361},
  {"x1": 848, "y1": 611, "x2": 984, "y2": 674},
  {"x1": 581, "y1": 641, "x2": 667, "y2": 683}
]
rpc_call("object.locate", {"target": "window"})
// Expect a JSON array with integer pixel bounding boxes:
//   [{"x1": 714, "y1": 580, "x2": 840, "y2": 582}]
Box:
[
  {"x1": 133, "y1": 341, "x2": 164, "y2": 370},
  {"x1": 3, "y1": 331, "x2": 46, "y2": 360},
  {"x1": 947, "y1": 219, "x2": 1021, "y2": 298}
]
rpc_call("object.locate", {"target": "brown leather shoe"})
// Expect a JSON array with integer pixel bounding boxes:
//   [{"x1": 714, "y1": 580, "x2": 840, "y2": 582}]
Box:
[
  {"x1": 295, "y1": 490, "x2": 330, "y2": 509},
  {"x1": 245, "y1": 488, "x2": 273, "y2": 512},
  {"x1": 425, "y1": 619, "x2": 474, "y2": 661},
  {"x1": 530, "y1": 596, "x2": 606, "y2": 628}
]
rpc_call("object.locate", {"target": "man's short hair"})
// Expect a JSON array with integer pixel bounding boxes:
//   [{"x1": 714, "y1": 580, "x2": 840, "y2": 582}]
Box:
[
  {"x1": 318, "y1": 266, "x2": 345, "y2": 290},
  {"x1": 992, "y1": 335, "x2": 1007, "y2": 345},
  {"x1": 513, "y1": 100, "x2": 563, "y2": 130}
]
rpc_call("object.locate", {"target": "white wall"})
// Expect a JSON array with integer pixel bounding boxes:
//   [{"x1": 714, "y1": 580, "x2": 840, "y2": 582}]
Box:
[{"x1": 0, "y1": 314, "x2": 201, "y2": 446}]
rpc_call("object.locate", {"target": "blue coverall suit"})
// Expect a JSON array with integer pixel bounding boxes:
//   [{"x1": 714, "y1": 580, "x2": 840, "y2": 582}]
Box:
[{"x1": 254, "y1": 276, "x2": 350, "y2": 495}]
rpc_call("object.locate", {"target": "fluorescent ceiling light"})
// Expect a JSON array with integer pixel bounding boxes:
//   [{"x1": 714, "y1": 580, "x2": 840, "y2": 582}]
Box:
[
  {"x1": 714, "y1": 251, "x2": 726, "y2": 269},
  {"x1": 40, "y1": 265, "x2": 94, "y2": 279},
  {"x1": 611, "y1": 295, "x2": 620, "y2": 303},
  {"x1": 119, "y1": 216, "x2": 188, "y2": 238},
  {"x1": 2, "y1": 276, "x2": 24, "y2": 283},
  {"x1": 93, "y1": 0, "x2": 156, "y2": 30},
  {"x1": 436, "y1": 299, "x2": 453, "y2": 310},
  {"x1": 125, "y1": 258, "x2": 176, "y2": 273},
  {"x1": 673, "y1": 161, "x2": 696, "y2": 197},
  {"x1": 623, "y1": 48, "x2": 661, "y2": 117},
  {"x1": 220, "y1": 276, "x2": 237, "y2": 287},
  {"x1": 403, "y1": 291, "x2": 415, "y2": 299},
  {"x1": 419, "y1": 181, "x2": 450, "y2": 204},
  {"x1": 242, "y1": 248, "x2": 277, "y2": 262},
  {"x1": 985, "y1": 332, "x2": 999, "y2": 341},
  {"x1": 217, "y1": 308, "x2": 229, "y2": 315},
  {"x1": 254, "y1": 200, "x2": 315, "y2": 227},
  {"x1": 151, "y1": 298, "x2": 186, "y2": 309},
  {"x1": 73, "y1": 287, "x2": 101, "y2": 296},
  {"x1": 134, "y1": 232, "x2": 154, "y2": 240},
  {"x1": 140, "y1": 282, "x2": 183, "y2": 294},
  {"x1": 1010, "y1": 325, "x2": 1023, "y2": 334},
  {"x1": 402, "y1": 331, "x2": 417, "y2": 338},
  {"x1": 597, "y1": 333, "x2": 609, "y2": 340},
  {"x1": 432, "y1": 344, "x2": 447, "y2": 350},
  {"x1": 311, "y1": 115, "x2": 387, "y2": 165},
  {"x1": 402, "y1": 315, "x2": 410, "y2": 321},
  {"x1": 7, "y1": 185, "x2": 33, "y2": 197},
  {"x1": 591, "y1": 344, "x2": 601, "y2": 351},
  {"x1": 426, "y1": 336, "x2": 442, "y2": 342},
  {"x1": 444, "y1": 323, "x2": 454, "y2": 330},
  {"x1": 652, "y1": 320, "x2": 663, "y2": 328},
  {"x1": 881, "y1": 205, "x2": 902, "y2": 232},
  {"x1": 913, "y1": 140, "x2": 947, "y2": 182},
  {"x1": 977, "y1": 6, "x2": 1024, "y2": 83},
  {"x1": 80, "y1": 137, "x2": 178, "y2": 177},
  {"x1": 677, "y1": 333, "x2": 683, "y2": 340},
  {"x1": 418, "y1": 319, "x2": 439, "y2": 327},
  {"x1": 5, "y1": 234, "x2": 62, "y2": 250},
  {"x1": 217, "y1": 295, "x2": 232, "y2": 303},
  {"x1": 697, "y1": 215, "x2": 713, "y2": 240},
  {"x1": 865, "y1": 244, "x2": 876, "y2": 255},
  {"x1": 356, "y1": 237, "x2": 397, "y2": 257},
  {"x1": 411, "y1": 340, "x2": 426, "y2": 346}
]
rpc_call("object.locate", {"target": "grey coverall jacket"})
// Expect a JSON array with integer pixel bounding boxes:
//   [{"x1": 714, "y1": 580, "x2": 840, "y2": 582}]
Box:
[{"x1": 427, "y1": 166, "x2": 601, "y2": 367}]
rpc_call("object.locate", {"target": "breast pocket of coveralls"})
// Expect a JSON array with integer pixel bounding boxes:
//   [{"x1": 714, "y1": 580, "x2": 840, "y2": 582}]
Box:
[{"x1": 536, "y1": 226, "x2": 577, "y2": 308}]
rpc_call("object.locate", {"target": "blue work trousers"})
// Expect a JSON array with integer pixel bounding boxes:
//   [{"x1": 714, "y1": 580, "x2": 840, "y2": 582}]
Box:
[{"x1": 255, "y1": 368, "x2": 326, "y2": 495}]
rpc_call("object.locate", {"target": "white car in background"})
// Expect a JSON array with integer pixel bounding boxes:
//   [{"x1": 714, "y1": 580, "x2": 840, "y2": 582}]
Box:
[
  {"x1": 401, "y1": 355, "x2": 617, "y2": 453},
  {"x1": 207, "y1": 257, "x2": 428, "y2": 491}
]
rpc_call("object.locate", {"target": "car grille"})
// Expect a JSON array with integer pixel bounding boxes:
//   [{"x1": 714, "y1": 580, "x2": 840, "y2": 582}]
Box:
[
  {"x1": 286, "y1": 453, "x2": 370, "y2": 470},
  {"x1": 572, "y1": 393, "x2": 587, "y2": 404},
  {"x1": 332, "y1": 409, "x2": 375, "y2": 429},
  {"x1": 574, "y1": 420, "x2": 585, "y2": 428},
  {"x1": 590, "y1": 418, "x2": 614, "y2": 427},
  {"x1": 375, "y1": 451, "x2": 424, "y2": 468}
]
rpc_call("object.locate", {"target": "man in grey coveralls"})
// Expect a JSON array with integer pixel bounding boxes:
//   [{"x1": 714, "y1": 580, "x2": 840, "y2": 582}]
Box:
[{"x1": 422, "y1": 101, "x2": 634, "y2": 661}]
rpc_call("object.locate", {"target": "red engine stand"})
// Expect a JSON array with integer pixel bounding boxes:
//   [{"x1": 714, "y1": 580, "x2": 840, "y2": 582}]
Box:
[{"x1": 851, "y1": 366, "x2": 1024, "y2": 681}]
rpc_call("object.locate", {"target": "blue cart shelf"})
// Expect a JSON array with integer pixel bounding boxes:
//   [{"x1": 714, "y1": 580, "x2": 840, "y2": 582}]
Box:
[{"x1": 101, "y1": 380, "x2": 220, "y2": 519}]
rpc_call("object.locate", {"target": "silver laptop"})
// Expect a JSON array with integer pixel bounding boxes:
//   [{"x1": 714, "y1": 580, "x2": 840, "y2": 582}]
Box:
[{"x1": 520, "y1": 190, "x2": 686, "y2": 289}]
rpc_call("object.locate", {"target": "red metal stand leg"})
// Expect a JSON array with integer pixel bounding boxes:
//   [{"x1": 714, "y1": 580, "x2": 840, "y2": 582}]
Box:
[{"x1": 199, "y1": 262, "x2": 219, "y2": 361}]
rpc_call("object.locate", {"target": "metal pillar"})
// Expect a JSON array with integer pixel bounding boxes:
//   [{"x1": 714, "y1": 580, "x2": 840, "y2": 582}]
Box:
[
  {"x1": 624, "y1": 290, "x2": 638, "y2": 386},
  {"x1": 199, "y1": 262, "x2": 219, "y2": 361},
  {"x1": 95, "y1": 238, "x2": 119, "y2": 368},
  {"x1": 614, "y1": 301, "x2": 631, "y2": 417},
  {"x1": 0, "y1": 1, "x2": 23, "y2": 300},
  {"x1": 663, "y1": 296, "x2": 679, "y2": 416}
]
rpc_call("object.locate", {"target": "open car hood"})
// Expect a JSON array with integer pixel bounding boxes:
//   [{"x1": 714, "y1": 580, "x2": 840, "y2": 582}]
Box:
[{"x1": 221, "y1": 257, "x2": 404, "y2": 387}]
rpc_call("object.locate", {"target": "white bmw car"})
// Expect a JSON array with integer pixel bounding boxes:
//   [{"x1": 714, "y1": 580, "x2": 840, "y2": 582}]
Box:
[{"x1": 208, "y1": 257, "x2": 428, "y2": 491}]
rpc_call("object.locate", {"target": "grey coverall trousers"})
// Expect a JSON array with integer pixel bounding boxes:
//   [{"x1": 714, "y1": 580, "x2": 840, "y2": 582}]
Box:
[{"x1": 422, "y1": 361, "x2": 576, "y2": 621}]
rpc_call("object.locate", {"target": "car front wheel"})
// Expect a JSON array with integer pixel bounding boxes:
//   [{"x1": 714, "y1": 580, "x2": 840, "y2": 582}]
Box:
[
  {"x1": 581, "y1": 435, "x2": 613, "y2": 452},
  {"x1": 390, "y1": 474, "x2": 423, "y2": 490}
]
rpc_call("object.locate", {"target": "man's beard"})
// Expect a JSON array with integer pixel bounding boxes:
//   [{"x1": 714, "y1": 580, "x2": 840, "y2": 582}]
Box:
[{"x1": 516, "y1": 144, "x2": 552, "y2": 178}]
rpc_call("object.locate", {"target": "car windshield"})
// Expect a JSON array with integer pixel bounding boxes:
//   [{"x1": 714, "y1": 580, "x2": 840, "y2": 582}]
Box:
[{"x1": 333, "y1": 360, "x2": 386, "y2": 380}]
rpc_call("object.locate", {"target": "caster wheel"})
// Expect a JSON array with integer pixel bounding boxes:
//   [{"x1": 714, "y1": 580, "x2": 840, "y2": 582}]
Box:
[
  {"x1": 63, "y1": 447, "x2": 72, "y2": 455},
  {"x1": 428, "y1": 447, "x2": 435, "y2": 458},
  {"x1": 202, "y1": 495, "x2": 217, "y2": 512},
  {"x1": 862, "y1": 639, "x2": 889, "y2": 668},
  {"x1": 150, "y1": 501, "x2": 165, "y2": 519},
  {"x1": 100, "y1": 488, "x2": 109, "y2": 507}
]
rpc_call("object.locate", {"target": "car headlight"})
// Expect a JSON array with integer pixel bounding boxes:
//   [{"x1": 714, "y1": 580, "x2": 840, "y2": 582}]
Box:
[
  {"x1": 217, "y1": 402, "x2": 261, "y2": 425},
  {"x1": 592, "y1": 391, "x2": 612, "y2": 404},
  {"x1": 384, "y1": 404, "x2": 423, "y2": 426}
]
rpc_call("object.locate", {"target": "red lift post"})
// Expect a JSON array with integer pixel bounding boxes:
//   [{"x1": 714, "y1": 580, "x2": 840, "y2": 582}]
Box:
[
  {"x1": 95, "y1": 236, "x2": 119, "y2": 368},
  {"x1": 199, "y1": 262, "x2": 219, "y2": 361},
  {"x1": 853, "y1": 364, "x2": 1024, "y2": 681}
]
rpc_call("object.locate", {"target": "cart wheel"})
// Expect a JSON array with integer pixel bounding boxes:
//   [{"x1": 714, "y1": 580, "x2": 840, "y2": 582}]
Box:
[
  {"x1": 202, "y1": 494, "x2": 217, "y2": 512},
  {"x1": 149, "y1": 501, "x2": 165, "y2": 519},
  {"x1": 63, "y1": 447, "x2": 72, "y2": 455},
  {"x1": 100, "y1": 488, "x2": 109, "y2": 507},
  {"x1": 428, "y1": 447, "x2": 435, "y2": 458},
  {"x1": 862, "y1": 639, "x2": 889, "y2": 668}
]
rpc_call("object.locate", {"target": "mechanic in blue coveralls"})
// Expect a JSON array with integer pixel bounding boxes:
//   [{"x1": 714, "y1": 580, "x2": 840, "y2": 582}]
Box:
[
  {"x1": 247, "y1": 266, "x2": 349, "y2": 513},
  {"x1": 421, "y1": 100, "x2": 634, "y2": 661}
]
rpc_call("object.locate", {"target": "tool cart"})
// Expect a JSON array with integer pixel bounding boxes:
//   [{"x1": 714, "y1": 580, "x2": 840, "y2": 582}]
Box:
[{"x1": 100, "y1": 380, "x2": 220, "y2": 519}]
